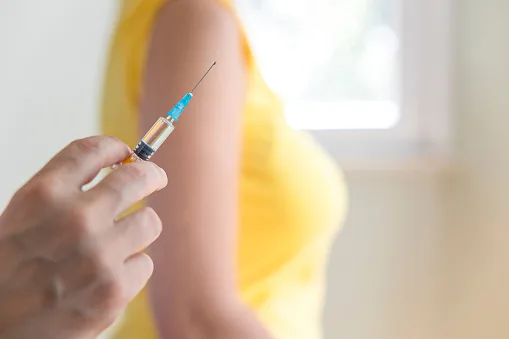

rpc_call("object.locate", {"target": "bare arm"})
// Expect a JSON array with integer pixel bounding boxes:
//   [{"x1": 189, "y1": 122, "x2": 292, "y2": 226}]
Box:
[{"x1": 140, "y1": 0, "x2": 270, "y2": 337}]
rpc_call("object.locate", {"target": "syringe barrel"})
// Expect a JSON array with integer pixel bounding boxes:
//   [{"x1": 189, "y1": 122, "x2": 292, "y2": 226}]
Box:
[{"x1": 132, "y1": 117, "x2": 175, "y2": 161}]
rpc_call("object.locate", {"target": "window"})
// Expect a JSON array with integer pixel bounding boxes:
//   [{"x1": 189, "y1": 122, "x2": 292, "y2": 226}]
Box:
[{"x1": 234, "y1": 0, "x2": 453, "y2": 168}]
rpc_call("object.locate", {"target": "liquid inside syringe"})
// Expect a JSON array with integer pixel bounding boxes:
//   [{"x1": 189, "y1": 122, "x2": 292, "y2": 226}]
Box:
[{"x1": 119, "y1": 61, "x2": 217, "y2": 165}]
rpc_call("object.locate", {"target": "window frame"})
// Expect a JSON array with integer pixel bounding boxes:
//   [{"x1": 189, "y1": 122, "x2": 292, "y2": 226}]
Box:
[{"x1": 305, "y1": 0, "x2": 454, "y2": 169}]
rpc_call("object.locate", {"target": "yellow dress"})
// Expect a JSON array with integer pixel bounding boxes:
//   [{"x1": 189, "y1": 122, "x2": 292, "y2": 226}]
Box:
[{"x1": 101, "y1": 1, "x2": 347, "y2": 338}]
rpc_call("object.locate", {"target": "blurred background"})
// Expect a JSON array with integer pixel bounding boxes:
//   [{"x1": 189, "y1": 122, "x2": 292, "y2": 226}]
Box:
[{"x1": 1, "y1": 0, "x2": 509, "y2": 338}]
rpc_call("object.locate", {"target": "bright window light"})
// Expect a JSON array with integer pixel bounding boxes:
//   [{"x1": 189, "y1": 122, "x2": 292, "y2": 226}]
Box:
[
  {"x1": 234, "y1": 0, "x2": 400, "y2": 131},
  {"x1": 285, "y1": 101, "x2": 399, "y2": 130}
]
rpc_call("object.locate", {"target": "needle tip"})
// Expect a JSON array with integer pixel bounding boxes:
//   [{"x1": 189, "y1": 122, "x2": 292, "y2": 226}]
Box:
[{"x1": 191, "y1": 61, "x2": 218, "y2": 93}]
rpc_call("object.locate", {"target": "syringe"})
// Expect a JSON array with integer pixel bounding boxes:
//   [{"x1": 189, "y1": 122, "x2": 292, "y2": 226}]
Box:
[{"x1": 119, "y1": 62, "x2": 217, "y2": 165}]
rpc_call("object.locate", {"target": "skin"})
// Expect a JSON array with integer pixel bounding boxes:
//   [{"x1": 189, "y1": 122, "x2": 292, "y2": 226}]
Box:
[
  {"x1": 141, "y1": 0, "x2": 271, "y2": 338},
  {"x1": 0, "y1": 136, "x2": 167, "y2": 339}
]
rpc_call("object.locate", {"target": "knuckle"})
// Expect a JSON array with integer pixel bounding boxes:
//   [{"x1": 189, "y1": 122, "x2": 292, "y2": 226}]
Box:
[
  {"x1": 101, "y1": 183, "x2": 123, "y2": 205},
  {"x1": 70, "y1": 137, "x2": 102, "y2": 154},
  {"x1": 139, "y1": 207, "x2": 162, "y2": 235},
  {"x1": 78, "y1": 249, "x2": 110, "y2": 281},
  {"x1": 66, "y1": 204, "x2": 96, "y2": 236},
  {"x1": 123, "y1": 163, "x2": 151, "y2": 183},
  {"x1": 93, "y1": 277, "x2": 125, "y2": 310},
  {"x1": 140, "y1": 207, "x2": 161, "y2": 226},
  {"x1": 27, "y1": 175, "x2": 61, "y2": 203},
  {"x1": 71, "y1": 136, "x2": 127, "y2": 158}
]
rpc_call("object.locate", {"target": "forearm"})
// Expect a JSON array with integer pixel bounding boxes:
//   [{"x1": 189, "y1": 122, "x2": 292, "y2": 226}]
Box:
[{"x1": 153, "y1": 299, "x2": 271, "y2": 339}]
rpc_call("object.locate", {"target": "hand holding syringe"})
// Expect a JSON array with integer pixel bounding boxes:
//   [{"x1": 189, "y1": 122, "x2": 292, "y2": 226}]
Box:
[{"x1": 116, "y1": 62, "x2": 217, "y2": 166}]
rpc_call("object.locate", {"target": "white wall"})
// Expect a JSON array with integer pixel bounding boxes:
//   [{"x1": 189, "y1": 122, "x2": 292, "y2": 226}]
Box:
[
  {"x1": 443, "y1": 0, "x2": 509, "y2": 338},
  {"x1": 1, "y1": 1, "x2": 509, "y2": 339},
  {"x1": 324, "y1": 1, "x2": 509, "y2": 338},
  {"x1": 0, "y1": 0, "x2": 117, "y2": 208},
  {"x1": 324, "y1": 171, "x2": 447, "y2": 339}
]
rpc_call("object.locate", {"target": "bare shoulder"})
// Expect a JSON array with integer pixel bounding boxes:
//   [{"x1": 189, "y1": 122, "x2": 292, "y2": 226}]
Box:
[{"x1": 157, "y1": 0, "x2": 239, "y2": 39}]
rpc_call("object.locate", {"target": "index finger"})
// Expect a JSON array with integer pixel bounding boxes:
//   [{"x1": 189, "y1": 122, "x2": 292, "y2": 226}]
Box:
[{"x1": 40, "y1": 136, "x2": 131, "y2": 187}]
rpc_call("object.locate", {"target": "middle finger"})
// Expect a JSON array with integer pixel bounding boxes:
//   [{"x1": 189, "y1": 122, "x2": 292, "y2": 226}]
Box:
[{"x1": 86, "y1": 161, "x2": 167, "y2": 217}]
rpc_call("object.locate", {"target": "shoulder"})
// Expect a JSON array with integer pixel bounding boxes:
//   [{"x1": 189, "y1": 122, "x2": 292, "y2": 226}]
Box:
[
  {"x1": 148, "y1": 0, "x2": 244, "y2": 73},
  {"x1": 156, "y1": 0, "x2": 240, "y2": 40}
]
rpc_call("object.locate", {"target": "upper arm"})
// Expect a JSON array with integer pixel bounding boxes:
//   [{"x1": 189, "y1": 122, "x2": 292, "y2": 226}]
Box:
[{"x1": 139, "y1": 0, "x2": 246, "y2": 333}]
